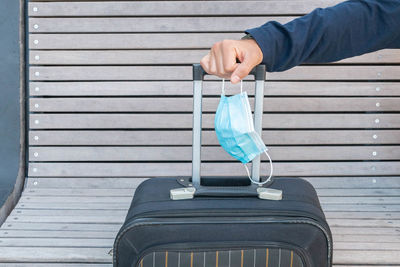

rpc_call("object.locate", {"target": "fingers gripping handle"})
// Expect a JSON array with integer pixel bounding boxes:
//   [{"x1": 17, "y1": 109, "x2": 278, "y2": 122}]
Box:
[{"x1": 191, "y1": 64, "x2": 266, "y2": 187}]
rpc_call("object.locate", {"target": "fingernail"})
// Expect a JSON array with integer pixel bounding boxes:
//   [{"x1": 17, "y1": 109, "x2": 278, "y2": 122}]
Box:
[{"x1": 231, "y1": 75, "x2": 240, "y2": 84}]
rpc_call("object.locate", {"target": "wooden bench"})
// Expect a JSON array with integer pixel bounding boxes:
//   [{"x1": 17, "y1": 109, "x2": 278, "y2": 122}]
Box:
[{"x1": 0, "y1": 0, "x2": 399, "y2": 265}]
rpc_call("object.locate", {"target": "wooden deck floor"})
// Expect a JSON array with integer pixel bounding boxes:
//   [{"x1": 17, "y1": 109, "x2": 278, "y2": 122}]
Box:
[{"x1": 0, "y1": 176, "x2": 399, "y2": 266}]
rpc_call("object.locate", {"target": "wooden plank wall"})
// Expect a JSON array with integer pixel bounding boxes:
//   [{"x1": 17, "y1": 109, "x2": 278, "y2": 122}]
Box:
[{"x1": 27, "y1": 0, "x2": 400, "y2": 179}]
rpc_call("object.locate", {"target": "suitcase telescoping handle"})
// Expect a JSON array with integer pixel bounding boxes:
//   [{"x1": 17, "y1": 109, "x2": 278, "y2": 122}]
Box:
[
  {"x1": 192, "y1": 63, "x2": 266, "y2": 186},
  {"x1": 170, "y1": 64, "x2": 282, "y2": 201}
]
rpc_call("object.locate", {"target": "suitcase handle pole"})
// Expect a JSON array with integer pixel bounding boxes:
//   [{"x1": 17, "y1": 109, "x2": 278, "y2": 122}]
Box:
[{"x1": 191, "y1": 64, "x2": 266, "y2": 187}]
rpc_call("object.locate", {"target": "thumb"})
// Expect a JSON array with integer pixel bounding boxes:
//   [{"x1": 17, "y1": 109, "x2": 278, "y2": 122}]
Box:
[{"x1": 230, "y1": 58, "x2": 255, "y2": 84}]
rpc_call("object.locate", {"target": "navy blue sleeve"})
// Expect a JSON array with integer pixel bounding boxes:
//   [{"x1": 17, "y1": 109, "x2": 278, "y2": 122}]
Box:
[{"x1": 245, "y1": 0, "x2": 400, "y2": 72}]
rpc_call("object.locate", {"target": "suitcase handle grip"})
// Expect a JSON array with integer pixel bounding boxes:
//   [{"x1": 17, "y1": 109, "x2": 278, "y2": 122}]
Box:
[
  {"x1": 192, "y1": 64, "x2": 266, "y2": 187},
  {"x1": 193, "y1": 64, "x2": 266, "y2": 81}
]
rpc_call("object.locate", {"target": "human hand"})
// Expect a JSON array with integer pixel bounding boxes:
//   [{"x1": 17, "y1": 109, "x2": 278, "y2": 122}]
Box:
[{"x1": 200, "y1": 39, "x2": 263, "y2": 84}]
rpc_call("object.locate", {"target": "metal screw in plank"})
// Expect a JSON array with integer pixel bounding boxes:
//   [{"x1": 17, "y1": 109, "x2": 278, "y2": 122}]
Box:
[
  {"x1": 34, "y1": 120, "x2": 39, "y2": 124},
  {"x1": 373, "y1": 134, "x2": 378, "y2": 139},
  {"x1": 376, "y1": 87, "x2": 381, "y2": 92},
  {"x1": 34, "y1": 136, "x2": 39, "y2": 140},
  {"x1": 376, "y1": 102, "x2": 380, "y2": 107},
  {"x1": 35, "y1": 87, "x2": 39, "y2": 92},
  {"x1": 35, "y1": 55, "x2": 40, "y2": 60},
  {"x1": 34, "y1": 152, "x2": 39, "y2": 157},
  {"x1": 33, "y1": 168, "x2": 37, "y2": 172},
  {"x1": 35, "y1": 72, "x2": 40, "y2": 77},
  {"x1": 34, "y1": 104, "x2": 39, "y2": 108},
  {"x1": 34, "y1": 40, "x2": 39, "y2": 44},
  {"x1": 372, "y1": 151, "x2": 377, "y2": 156},
  {"x1": 33, "y1": 24, "x2": 39, "y2": 29},
  {"x1": 375, "y1": 119, "x2": 380, "y2": 124},
  {"x1": 33, "y1": 7, "x2": 38, "y2": 12},
  {"x1": 377, "y1": 72, "x2": 382, "y2": 77}
]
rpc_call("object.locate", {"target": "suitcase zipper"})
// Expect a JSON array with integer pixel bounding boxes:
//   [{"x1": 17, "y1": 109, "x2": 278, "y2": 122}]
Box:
[
  {"x1": 135, "y1": 241, "x2": 310, "y2": 267},
  {"x1": 114, "y1": 216, "x2": 332, "y2": 267}
]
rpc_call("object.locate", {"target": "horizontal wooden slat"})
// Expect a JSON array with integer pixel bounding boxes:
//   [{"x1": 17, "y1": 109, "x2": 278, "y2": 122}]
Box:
[
  {"x1": 28, "y1": 130, "x2": 400, "y2": 145},
  {"x1": 27, "y1": 146, "x2": 400, "y2": 161},
  {"x1": 27, "y1": 162, "x2": 400, "y2": 177},
  {"x1": 0, "y1": 223, "x2": 120, "y2": 232},
  {"x1": 28, "y1": 17, "x2": 293, "y2": 33},
  {"x1": 24, "y1": 176, "x2": 400, "y2": 189},
  {"x1": 21, "y1": 188, "x2": 135, "y2": 196},
  {"x1": 28, "y1": 81, "x2": 400, "y2": 97},
  {"x1": 29, "y1": 97, "x2": 400, "y2": 112},
  {"x1": 0, "y1": 247, "x2": 111, "y2": 263},
  {"x1": 29, "y1": 66, "x2": 400, "y2": 81},
  {"x1": 0, "y1": 238, "x2": 113, "y2": 248},
  {"x1": 29, "y1": 49, "x2": 400, "y2": 65},
  {"x1": 28, "y1": 33, "x2": 243, "y2": 49},
  {"x1": 28, "y1": 114, "x2": 400, "y2": 129},
  {"x1": 19, "y1": 186, "x2": 400, "y2": 198},
  {"x1": 28, "y1": 1, "x2": 341, "y2": 16}
]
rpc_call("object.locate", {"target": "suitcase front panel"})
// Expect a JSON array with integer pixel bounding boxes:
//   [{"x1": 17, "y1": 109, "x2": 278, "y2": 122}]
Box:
[{"x1": 138, "y1": 248, "x2": 303, "y2": 267}]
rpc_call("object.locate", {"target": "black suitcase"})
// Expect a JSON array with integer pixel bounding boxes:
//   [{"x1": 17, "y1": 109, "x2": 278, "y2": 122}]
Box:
[{"x1": 113, "y1": 64, "x2": 333, "y2": 267}]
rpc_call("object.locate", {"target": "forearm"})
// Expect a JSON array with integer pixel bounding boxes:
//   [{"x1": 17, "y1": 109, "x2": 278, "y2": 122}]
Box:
[{"x1": 246, "y1": 0, "x2": 400, "y2": 72}]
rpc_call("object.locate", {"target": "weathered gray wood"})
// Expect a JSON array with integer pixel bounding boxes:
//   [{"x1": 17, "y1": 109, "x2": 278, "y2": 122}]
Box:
[
  {"x1": 328, "y1": 218, "x2": 400, "y2": 227},
  {"x1": 23, "y1": 176, "x2": 400, "y2": 189},
  {"x1": 5, "y1": 215, "x2": 124, "y2": 224},
  {"x1": 28, "y1": 130, "x2": 400, "y2": 146},
  {"x1": 27, "y1": 162, "x2": 400, "y2": 177},
  {"x1": 28, "y1": 1, "x2": 341, "y2": 16},
  {"x1": 22, "y1": 188, "x2": 135, "y2": 196},
  {"x1": 0, "y1": 223, "x2": 120, "y2": 232},
  {"x1": 28, "y1": 81, "x2": 400, "y2": 97},
  {"x1": 334, "y1": 242, "x2": 400, "y2": 250},
  {"x1": 28, "y1": 33, "x2": 242, "y2": 49},
  {"x1": 0, "y1": 247, "x2": 111, "y2": 262},
  {"x1": 0, "y1": 238, "x2": 113, "y2": 248},
  {"x1": 331, "y1": 227, "x2": 400, "y2": 235},
  {"x1": 10, "y1": 209, "x2": 127, "y2": 217},
  {"x1": 334, "y1": 251, "x2": 400, "y2": 265},
  {"x1": 29, "y1": 49, "x2": 400, "y2": 65},
  {"x1": 334, "y1": 235, "x2": 400, "y2": 242},
  {"x1": 29, "y1": 97, "x2": 400, "y2": 112},
  {"x1": 29, "y1": 114, "x2": 400, "y2": 129},
  {"x1": 28, "y1": 17, "x2": 294, "y2": 33},
  {"x1": 29, "y1": 66, "x2": 400, "y2": 81},
  {"x1": 27, "y1": 146, "x2": 400, "y2": 161}
]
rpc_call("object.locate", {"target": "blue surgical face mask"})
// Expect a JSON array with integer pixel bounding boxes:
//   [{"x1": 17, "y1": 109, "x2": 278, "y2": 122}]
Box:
[{"x1": 214, "y1": 79, "x2": 273, "y2": 185}]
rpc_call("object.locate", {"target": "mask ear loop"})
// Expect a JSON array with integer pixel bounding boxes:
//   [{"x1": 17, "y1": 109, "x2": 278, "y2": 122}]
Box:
[
  {"x1": 244, "y1": 150, "x2": 274, "y2": 186},
  {"x1": 240, "y1": 79, "x2": 243, "y2": 94},
  {"x1": 221, "y1": 78, "x2": 225, "y2": 95}
]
